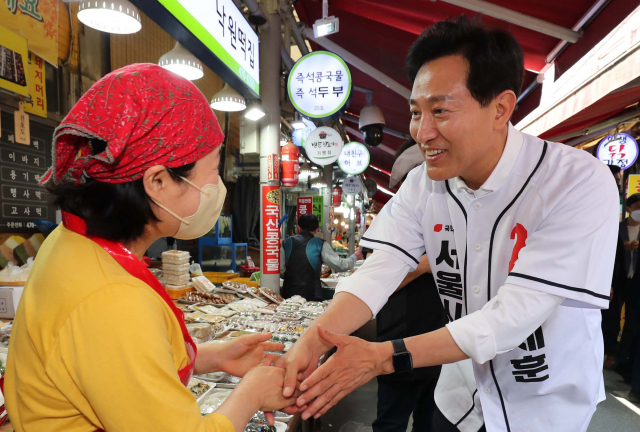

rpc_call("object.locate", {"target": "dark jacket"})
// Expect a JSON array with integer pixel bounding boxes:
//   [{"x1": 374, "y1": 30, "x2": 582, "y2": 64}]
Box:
[
  {"x1": 282, "y1": 231, "x2": 324, "y2": 301},
  {"x1": 376, "y1": 272, "x2": 444, "y2": 382}
]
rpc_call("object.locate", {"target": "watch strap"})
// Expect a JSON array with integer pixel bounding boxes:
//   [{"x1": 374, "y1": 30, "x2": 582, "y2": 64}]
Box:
[{"x1": 391, "y1": 339, "x2": 408, "y2": 354}]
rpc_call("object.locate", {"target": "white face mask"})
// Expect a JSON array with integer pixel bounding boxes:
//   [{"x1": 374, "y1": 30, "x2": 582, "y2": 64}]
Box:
[
  {"x1": 152, "y1": 175, "x2": 227, "y2": 240},
  {"x1": 631, "y1": 210, "x2": 640, "y2": 222}
]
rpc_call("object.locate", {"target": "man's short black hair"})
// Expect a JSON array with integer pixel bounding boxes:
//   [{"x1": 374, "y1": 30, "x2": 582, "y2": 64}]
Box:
[
  {"x1": 406, "y1": 15, "x2": 525, "y2": 107},
  {"x1": 608, "y1": 164, "x2": 621, "y2": 175},
  {"x1": 49, "y1": 139, "x2": 196, "y2": 244},
  {"x1": 627, "y1": 193, "x2": 640, "y2": 208},
  {"x1": 298, "y1": 214, "x2": 320, "y2": 232}
]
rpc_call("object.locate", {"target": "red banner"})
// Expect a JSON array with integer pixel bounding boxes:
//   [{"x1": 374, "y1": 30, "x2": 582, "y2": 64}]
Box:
[
  {"x1": 267, "y1": 154, "x2": 280, "y2": 181},
  {"x1": 262, "y1": 186, "x2": 280, "y2": 275},
  {"x1": 297, "y1": 196, "x2": 312, "y2": 221}
]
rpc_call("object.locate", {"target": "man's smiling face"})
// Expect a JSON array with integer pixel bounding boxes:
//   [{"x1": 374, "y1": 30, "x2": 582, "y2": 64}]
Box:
[{"x1": 409, "y1": 54, "x2": 498, "y2": 185}]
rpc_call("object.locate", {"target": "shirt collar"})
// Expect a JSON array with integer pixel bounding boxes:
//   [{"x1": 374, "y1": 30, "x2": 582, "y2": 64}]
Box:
[{"x1": 456, "y1": 122, "x2": 523, "y2": 197}]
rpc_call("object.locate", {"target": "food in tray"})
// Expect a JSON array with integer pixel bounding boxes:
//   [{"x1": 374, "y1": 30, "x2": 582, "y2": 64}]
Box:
[
  {"x1": 262, "y1": 303, "x2": 278, "y2": 310},
  {"x1": 195, "y1": 305, "x2": 236, "y2": 317},
  {"x1": 183, "y1": 292, "x2": 237, "y2": 305},
  {"x1": 247, "y1": 286, "x2": 272, "y2": 303},
  {"x1": 200, "y1": 389, "x2": 233, "y2": 414},
  {"x1": 162, "y1": 250, "x2": 190, "y2": 264},
  {"x1": 321, "y1": 263, "x2": 332, "y2": 278},
  {"x1": 200, "y1": 315, "x2": 226, "y2": 324},
  {"x1": 198, "y1": 372, "x2": 242, "y2": 384},
  {"x1": 228, "y1": 330, "x2": 256, "y2": 338},
  {"x1": 227, "y1": 300, "x2": 258, "y2": 313},
  {"x1": 270, "y1": 333, "x2": 299, "y2": 343},
  {"x1": 184, "y1": 312, "x2": 205, "y2": 323},
  {"x1": 222, "y1": 281, "x2": 250, "y2": 293},
  {"x1": 192, "y1": 276, "x2": 216, "y2": 294},
  {"x1": 276, "y1": 303, "x2": 300, "y2": 312},
  {"x1": 275, "y1": 312, "x2": 302, "y2": 320},
  {"x1": 187, "y1": 378, "x2": 211, "y2": 399},
  {"x1": 287, "y1": 295, "x2": 307, "y2": 305},
  {"x1": 259, "y1": 287, "x2": 284, "y2": 304},
  {"x1": 187, "y1": 323, "x2": 213, "y2": 340}
]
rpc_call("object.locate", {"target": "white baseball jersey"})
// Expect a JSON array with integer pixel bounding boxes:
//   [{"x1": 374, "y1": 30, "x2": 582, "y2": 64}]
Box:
[{"x1": 360, "y1": 126, "x2": 618, "y2": 431}]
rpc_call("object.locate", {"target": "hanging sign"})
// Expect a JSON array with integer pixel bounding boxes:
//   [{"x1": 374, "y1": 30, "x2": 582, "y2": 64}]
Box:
[
  {"x1": 0, "y1": 26, "x2": 30, "y2": 97},
  {"x1": 159, "y1": 0, "x2": 260, "y2": 95},
  {"x1": 338, "y1": 142, "x2": 370, "y2": 175},
  {"x1": 328, "y1": 205, "x2": 334, "y2": 221},
  {"x1": 0, "y1": 0, "x2": 59, "y2": 66},
  {"x1": 597, "y1": 133, "x2": 638, "y2": 170},
  {"x1": 14, "y1": 102, "x2": 30, "y2": 145},
  {"x1": 343, "y1": 175, "x2": 362, "y2": 195},
  {"x1": 304, "y1": 126, "x2": 343, "y2": 166},
  {"x1": 261, "y1": 186, "x2": 280, "y2": 275},
  {"x1": 297, "y1": 196, "x2": 313, "y2": 220},
  {"x1": 312, "y1": 196, "x2": 323, "y2": 224},
  {"x1": 287, "y1": 51, "x2": 352, "y2": 121},
  {"x1": 267, "y1": 154, "x2": 280, "y2": 181},
  {"x1": 25, "y1": 52, "x2": 46, "y2": 118},
  {"x1": 627, "y1": 174, "x2": 640, "y2": 198}
]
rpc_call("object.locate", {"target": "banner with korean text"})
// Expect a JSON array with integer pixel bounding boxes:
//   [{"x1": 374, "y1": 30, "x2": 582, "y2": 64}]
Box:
[
  {"x1": 262, "y1": 186, "x2": 280, "y2": 275},
  {"x1": 1, "y1": 0, "x2": 59, "y2": 66},
  {"x1": 24, "y1": 52, "x2": 46, "y2": 117}
]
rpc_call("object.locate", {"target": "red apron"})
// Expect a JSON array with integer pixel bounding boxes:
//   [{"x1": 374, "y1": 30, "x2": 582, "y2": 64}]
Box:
[{"x1": 0, "y1": 211, "x2": 197, "y2": 430}]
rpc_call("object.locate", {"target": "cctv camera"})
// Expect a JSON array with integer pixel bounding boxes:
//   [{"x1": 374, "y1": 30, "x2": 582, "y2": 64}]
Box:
[{"x1": 359, "y1": 105, "x2": 385, "y2": 147}]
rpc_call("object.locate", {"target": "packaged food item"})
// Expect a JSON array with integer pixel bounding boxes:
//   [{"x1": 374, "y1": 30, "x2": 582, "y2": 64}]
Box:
[
  {"x1": 287, "y1": 295, "x2": 307, "y2": 305},
  {"x1": 184, "y1": 312, "x2": 205, "y2": 323},
  {"x1": 259, "y1": 287, "x2": 284, "y2": 304},
  {"x1": 162, "y1": 262, "x2": 191, "y2": 275},
  {"x1": 247, "y1": 286, "x2": 272, "y2": 303},
  {"x1": 162, "y1": 250, "x2": 190, "y2": 264},
  {"x1": 163, "y1": 273, "x2": 191, "y2": 285},
  {"x1": 192, "y1": 276, "x2": 216, "y2": 294},
  {"x1": 200, "y1": 389, "x2": 233, "y2": 414},
  {"x1": 222, "y1": 281, "x2": 249, "y2": 294},
  {"x1": 187, "y1": 378, "x2": 211, "y2": 399},
  {"x1": 187, "y1": 323, "x2": 212, "y2": 340},
  {"x1": 196, "y1": 305, "x2": 236, "y2": 318}
]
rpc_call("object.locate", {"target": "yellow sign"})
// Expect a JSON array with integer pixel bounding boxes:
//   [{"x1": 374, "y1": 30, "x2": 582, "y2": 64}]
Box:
[
  {"x1": 0, "y1": 0, "x2": 58, "y2": 66},
  {"x1": 627, "y1": 174, "x2": 640, "y2": 198},
  {"x1": 0, "y1": 25, "x2": 30, "y2": 97},
  {"x1": 24, "y1": 51, "x2": 46, "y2": 117}
]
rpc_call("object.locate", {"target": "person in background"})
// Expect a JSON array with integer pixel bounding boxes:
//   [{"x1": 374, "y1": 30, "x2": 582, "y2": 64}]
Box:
[
  {"x1": 373, "y1": 140, "x2": 455, "y2": 432},
  {"x1": 614, "y1": 192, "x2": 640, "y2": 402},
  {"x1": 281, "y1": 214, "x2": 363, "y2": 301}
]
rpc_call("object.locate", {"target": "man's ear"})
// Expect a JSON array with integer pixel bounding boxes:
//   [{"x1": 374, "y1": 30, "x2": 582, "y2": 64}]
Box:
[
  {"x1": 142, "y1": 165, "x2": 170, "y2": 202},
  {"x1": 494, "y1": 90, "x2": 517, "y2": 129}
]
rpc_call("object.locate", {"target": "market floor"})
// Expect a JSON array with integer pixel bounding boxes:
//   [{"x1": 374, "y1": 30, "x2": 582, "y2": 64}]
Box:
[{"x1": 295, "y1": 322, "x2": 640, "y2": 432}]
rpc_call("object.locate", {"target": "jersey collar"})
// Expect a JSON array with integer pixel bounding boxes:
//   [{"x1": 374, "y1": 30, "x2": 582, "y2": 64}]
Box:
[{"x1": 456, "y1": 122, "x2": 524, "y2": 198}]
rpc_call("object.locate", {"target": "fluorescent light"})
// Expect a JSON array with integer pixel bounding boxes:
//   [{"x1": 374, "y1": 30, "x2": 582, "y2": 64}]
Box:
[
  {"x1": 211, "y1": 83, "x2": 246, "y2": 112},
  {"x1": 78, "y1": 0, "x2": 142, "y2": 34},
  {"x1": 292, "y1": 112, "x2": 306, "y2": 129},
  {"x1": 245, "y1": 105, "x2": 266, "y2": 121},
  {"x1": 311, "y1": 177, "x2": 327, "y2": 189},
  {"x1": 377, "y1": 185, "x2": 396, "y2": 196},
  {"x1": 313, "y1": 16, "x2": 339, "y2": 38},
  {"x1": 159, "y1": 42, "x2": 204, "y2": 81}
]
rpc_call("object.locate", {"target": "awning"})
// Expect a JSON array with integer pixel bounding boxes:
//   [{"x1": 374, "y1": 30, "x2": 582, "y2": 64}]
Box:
[{"x1": 516, "y1": 6, "x2": 640, "y2": 137}]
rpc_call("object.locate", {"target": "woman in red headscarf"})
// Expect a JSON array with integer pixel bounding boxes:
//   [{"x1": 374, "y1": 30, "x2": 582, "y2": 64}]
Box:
[{"x1": 3, "y1": 64, "x2": 297, "y2": 432}]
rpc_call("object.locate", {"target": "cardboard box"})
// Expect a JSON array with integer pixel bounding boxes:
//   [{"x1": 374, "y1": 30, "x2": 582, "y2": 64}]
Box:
[{"x1": 0, "y1": 286, "x2": 24, "y2": 319}]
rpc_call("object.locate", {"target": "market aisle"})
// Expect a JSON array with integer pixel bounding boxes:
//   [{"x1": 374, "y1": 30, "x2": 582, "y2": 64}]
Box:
[{"x1": 306, "y1": 358, "x2": 640, "y2": 432}]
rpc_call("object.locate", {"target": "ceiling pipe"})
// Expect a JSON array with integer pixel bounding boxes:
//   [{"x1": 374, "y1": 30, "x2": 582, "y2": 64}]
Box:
[
  {"x1": 437, "y1": 0, "x2": 581, "y2": 42},
  {"x1": 354, "y1": 85, "x2": 374, "y2": 105},
  {"x1": 284, "y1": 6, "x2": 310, "y2": 56},
  {"x1": 242, "y1": 0, "x2": 268, "y2": 27},
  {"x1": 545, "y1": 0, "x2": 610, "y2": 64},
  {"x1": 281, "y1": 44, "x2": 294, "y2": 71},
  {"x1": 303, "y1": 28, "x2": 412, "y2": 99}
]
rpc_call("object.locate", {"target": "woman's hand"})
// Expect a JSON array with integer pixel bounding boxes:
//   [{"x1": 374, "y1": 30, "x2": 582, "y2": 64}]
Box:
[
  {"x1": 219, "y1": 333, "x2": 284, "y2": 377},
  {"x1": 195, "y1": 333, "x2": 283, "y2": 376}
]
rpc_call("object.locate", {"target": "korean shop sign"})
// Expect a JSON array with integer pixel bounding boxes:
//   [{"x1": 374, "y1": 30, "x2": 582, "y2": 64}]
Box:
[
  {"x1": 304, "y1": 126, "x2": 343, "y2": 166},
  {"x1": 338, "y1": 142, "x2": 370, "y2": 175},
  {"x1": 158, "y1": 0, "x2": 260, "y2": 95},
  {"x1": 597, "y1": 133, "x2": 638, "y2": 170},
  {"x1": 342, "y1": 176, "x2": 362, "y2": 195},
  {"x1": 287, "y1": 51, "x2": 352, "y2": 121}
]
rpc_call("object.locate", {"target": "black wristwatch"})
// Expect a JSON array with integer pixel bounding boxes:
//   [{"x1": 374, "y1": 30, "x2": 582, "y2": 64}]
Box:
[{"x1": 391, "y1": 339, "x2": 413, "y2": 373}]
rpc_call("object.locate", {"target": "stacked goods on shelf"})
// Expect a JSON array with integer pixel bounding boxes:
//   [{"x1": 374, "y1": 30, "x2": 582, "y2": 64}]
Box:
[{"x1": 162, "y1": 250, "x2": 191, "y2": 287}]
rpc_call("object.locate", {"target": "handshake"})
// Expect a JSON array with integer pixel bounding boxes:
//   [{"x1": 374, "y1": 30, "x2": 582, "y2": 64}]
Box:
[{"x1": 233, "y1": 326, "x2": 392, "y2": 423}]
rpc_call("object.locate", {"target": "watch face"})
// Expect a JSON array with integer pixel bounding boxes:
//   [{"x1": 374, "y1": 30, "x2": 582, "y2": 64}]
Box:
[{"x1": 393, "y1": 353, "x2": 413, "y2": 373}]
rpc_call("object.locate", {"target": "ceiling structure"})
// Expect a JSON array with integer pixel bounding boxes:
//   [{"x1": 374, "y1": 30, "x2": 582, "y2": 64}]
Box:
[{"x1": 292, "y1": 0, "x2": 639, "y2": 204}]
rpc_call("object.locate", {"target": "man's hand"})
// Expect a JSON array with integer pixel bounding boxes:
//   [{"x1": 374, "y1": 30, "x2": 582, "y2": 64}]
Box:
[
  {"x1": 295, "y1": 326, "x2": 393, "y2": 420},
  {"x1": 623, "y1": 240, "x2": 639, "y2": 251},
  {"x1": 354, "y1": 249, "x2": 364, "y2": 261},
  {"x1": 274, "y1": 337, "x2": 323, "y2": 398}
]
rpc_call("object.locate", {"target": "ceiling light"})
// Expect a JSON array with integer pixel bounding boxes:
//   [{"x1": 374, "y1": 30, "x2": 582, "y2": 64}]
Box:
[
  {"x1": 78, "y1": 0, "x2": 142, "y2": 34},
  {"x1": 345, "y1": 224, "x2": 349, "y2": 229},
  {"x1": 340, "y1": 221, "x2": 345, "y2": 226},
  {"x1": 211, "y1": 83, "x2": 246, "y2": 112},
  {"x1": 311, "y1": 177, "x2": 327, "y2": 189},
  {"x1": 292, "y1": 112, "x2": 306, "y2": 130},
  {"x1": 244, "y1": 100, "x2": 266, "y2": 121},
  {"x1": 158, "y1": 42, "x2": 204, "y2": 81},
  {"x1": 313, "y1": 16, "x2": 339, "y2": 38},
  {"x1": 333, "y1": 219, "x2": 338, "y2": 224},
  {"x1": 300, "y1": 160, "x2": 313, "y2": 176}
]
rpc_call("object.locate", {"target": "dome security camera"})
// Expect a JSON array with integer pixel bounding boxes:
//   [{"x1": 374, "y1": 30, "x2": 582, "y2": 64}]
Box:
[{"x1": 359, "y1": 105, "x2": 385, "y2": 147}]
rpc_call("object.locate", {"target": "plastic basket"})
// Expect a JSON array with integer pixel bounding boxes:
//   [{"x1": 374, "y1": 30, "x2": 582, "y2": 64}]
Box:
[
  {"x1": 228, "y1": 277, "x2": 260, "y2": 288},
  {"x1": 203, "y1": 272, "x2": 239, "y2": 284}
]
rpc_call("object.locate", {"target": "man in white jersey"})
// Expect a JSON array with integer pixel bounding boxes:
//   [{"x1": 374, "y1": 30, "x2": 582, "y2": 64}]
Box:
[{"x1": 276, "y1": 16, "x2": 618, "y2": 432}]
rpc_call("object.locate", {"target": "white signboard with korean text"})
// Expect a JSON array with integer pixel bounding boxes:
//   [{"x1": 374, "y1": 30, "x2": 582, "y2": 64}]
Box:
[
  {"x1": 287, "y1": 51, "x2": 352, "y2": 120},
  {"x1": 597, "y1": 133, "x2": 638, "y2": 170},
  {"x1": 304, "y1": 126, "x2": 343, "y2": 166},
  {"x1": 338, "y1": 142, "x2": 370, "y2": 175},
  {"x1": 343, "y1": 176, "x2": 362, "y2": 195},
  {"x1": 159, "y1": 0, "x2": 260, "y2": 95}
]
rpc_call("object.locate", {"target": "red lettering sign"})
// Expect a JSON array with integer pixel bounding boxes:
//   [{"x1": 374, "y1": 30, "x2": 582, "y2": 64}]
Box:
[{"x1": 262, "y1": 186, "x2": 281, "y2": 275}]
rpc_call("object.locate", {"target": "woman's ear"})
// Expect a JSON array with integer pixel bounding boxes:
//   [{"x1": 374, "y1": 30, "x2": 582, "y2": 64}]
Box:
[{"x1": 142, "y1": 165, "x2": 170, "y2": 202}]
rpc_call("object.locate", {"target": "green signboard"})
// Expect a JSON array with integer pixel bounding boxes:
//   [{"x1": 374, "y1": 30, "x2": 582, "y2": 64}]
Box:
[{"x1": 312, "y1": 196, "x2": 323, "y2": 225}]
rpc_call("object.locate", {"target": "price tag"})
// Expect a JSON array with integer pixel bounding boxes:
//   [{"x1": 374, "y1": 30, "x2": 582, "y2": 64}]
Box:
[{"x1": 14, "y1": 102, "x2": 30, "y2": 145}]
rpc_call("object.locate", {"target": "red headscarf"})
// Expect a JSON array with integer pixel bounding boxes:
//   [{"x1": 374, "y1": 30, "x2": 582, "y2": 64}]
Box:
[{"x1": 41, "y1": 63, "x2": 224, "y2": 185}]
